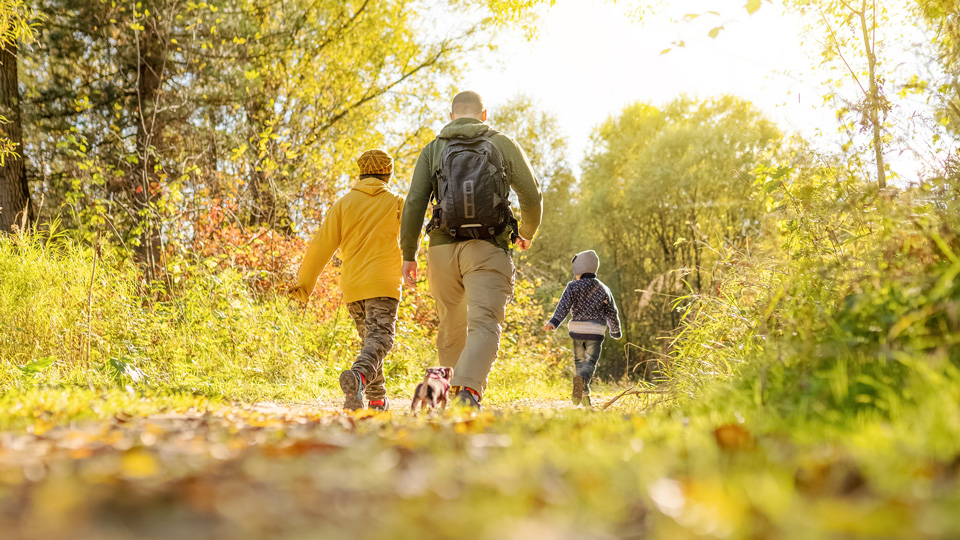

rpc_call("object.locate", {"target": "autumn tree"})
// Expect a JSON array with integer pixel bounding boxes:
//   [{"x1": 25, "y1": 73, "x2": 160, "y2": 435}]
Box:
[
  {"x1": 24, "y1": 0, "x2": 191, "y2": 273},
  {"x1": 490, "y1": 95, "x2": 578, "y2": 280},
  {"x1": 23, "y1": 0, "x2": 483, "y2": 270},
  {"x1": 201, "y1": 0, "x2": 478, "y2": 233},
  {"x1": 786, "y1": 0, "x2": 896, "y2": 190}
]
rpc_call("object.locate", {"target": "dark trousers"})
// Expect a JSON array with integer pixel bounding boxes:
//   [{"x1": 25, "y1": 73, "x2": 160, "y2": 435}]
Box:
[
  {"x1": 572, "y1": 338, "x2": 603, "y2": 395},
  {"x1": 346, "y1": 297, "x2": 399, "y2": 401}
]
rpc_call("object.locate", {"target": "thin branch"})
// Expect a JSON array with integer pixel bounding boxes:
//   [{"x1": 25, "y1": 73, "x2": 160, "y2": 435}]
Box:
[
  {"x1": 600, "y1": 386, "x2": 670, "y2": 412},
  {"x1": 816, "y1": 5, "x2": 868, "y2": 98}
]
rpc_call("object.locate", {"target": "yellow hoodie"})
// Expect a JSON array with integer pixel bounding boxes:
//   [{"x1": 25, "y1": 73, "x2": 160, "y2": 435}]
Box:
[{"x1": 293, "y1": 177, "x2": 404, "y2": 304}]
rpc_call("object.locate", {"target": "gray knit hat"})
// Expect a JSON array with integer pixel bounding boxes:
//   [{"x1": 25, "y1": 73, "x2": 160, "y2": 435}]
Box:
[{"x1": 572, "y1": 250, "x2": 599, "y2": 276}]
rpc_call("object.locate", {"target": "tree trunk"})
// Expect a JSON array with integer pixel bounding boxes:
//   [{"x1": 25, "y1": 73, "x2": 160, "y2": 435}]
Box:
[
  {"x1": 249, "y1": 162, "x2": 277, "y2": 227},
  {"x1": 245, "y1": 98, "x2": 278, "y2": 229},
  {"x1": 132, "y1": 33, "x2": 164, "y2": 276},
  {"x1": 859, "y1": 1, "x2": 887, "y2": 190},
  {"x1": 0, "y1": 43, "x2": 33, "y2": 232}
]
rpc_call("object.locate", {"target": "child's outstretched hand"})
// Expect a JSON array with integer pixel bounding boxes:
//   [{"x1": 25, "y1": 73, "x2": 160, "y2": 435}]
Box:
[
  {"x1": 288, "y1": 285, "x2": 308, "y2": 305},
  {"x1": 543, "y1": 321, "x2": 556, "y2": 332}
]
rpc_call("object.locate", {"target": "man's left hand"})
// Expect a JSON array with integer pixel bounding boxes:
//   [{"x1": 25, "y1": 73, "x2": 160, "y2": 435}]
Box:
[
  {"x1": 515, "y1": 236, "x2": 532, "y2": 251},
  {"x1": 402, "y1": 260, "x2": 419, "y2": 287}
]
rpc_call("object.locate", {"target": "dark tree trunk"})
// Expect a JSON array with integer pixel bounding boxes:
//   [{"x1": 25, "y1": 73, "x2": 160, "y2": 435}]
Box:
[
  {"x1": 132, "y1": 33, "x2": 164, "y2": 275},
  {"x1": 0, "y1": 43, "x2": 34, "y2": 232},
  {"x1": 245, "y1": 98, "x2": 279, "y2": 229},
  {"x1": 249, "y1": 162, "x2": 278, "y2": 227}
]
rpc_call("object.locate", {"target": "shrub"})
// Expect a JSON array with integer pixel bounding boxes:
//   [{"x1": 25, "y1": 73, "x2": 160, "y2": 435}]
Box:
[{"x1": 666, "y1": 164, "x2": 960, "y2": 422}]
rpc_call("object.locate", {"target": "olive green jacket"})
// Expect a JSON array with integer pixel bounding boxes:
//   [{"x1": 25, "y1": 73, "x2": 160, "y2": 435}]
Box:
[{"x1": 400, "y1": 118, "x2": 543, "y2": 261}]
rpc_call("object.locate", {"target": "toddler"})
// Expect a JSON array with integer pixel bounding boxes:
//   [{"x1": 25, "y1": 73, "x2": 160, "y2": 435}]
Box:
[{"x1": 543, "y1": 250, "x2": 622, "y2": 406}]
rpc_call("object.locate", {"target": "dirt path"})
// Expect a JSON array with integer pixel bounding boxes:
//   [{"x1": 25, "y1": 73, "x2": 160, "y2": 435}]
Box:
[{"x1": 251, "y1": 398, "x2": 584, "y2": 415}]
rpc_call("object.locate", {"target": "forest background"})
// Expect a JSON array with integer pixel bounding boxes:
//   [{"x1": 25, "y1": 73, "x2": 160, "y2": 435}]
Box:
[
  {"x1": 0, "y1": 0, "x2": 958, "y2": 409},
  {"x1": 1, "y1": 0, "x2": 960, "y2": 538}
]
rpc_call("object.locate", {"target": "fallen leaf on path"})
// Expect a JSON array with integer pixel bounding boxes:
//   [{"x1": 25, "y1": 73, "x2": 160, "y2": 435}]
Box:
[{"x1": 713, "y1": 423, "x2": 754, "y2": 451}]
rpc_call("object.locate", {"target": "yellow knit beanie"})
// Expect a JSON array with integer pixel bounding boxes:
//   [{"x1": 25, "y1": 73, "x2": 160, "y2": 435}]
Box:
[{"x1": 357, "y1": 149, "x2": 393, "y2": 176}]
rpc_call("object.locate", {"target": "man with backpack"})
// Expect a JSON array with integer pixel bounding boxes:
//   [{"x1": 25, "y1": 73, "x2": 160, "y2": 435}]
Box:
[{"x1": 400, "y1": 91, "x2": 543, "y2": 409}]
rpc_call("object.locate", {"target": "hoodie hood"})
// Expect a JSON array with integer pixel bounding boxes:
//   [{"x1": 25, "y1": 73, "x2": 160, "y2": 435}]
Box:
[
  {"x1": 572, "y1": 250, "x2": 600, "y2": 276},
  {"x1": 352, "y1": 176, "x2": 390, "y2": 196},
  {"x1": 438, "y1": 118, "x2": 490, "y2": 139}
]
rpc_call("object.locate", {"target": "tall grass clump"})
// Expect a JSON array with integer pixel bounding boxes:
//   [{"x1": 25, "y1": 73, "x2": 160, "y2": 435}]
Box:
[
  {"x1": 666, "y1": 162, "x2": 960, "y2": 427},
  {"x1": 0, "y1": 225, "x2": 566, "y2": 410},
  {"x1": 1, "y1": 225, "x2": 342, "y2": 400}
]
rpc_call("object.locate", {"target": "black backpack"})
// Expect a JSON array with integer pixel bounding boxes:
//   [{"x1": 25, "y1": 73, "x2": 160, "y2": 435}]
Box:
[{"x1": 428, "y1": 130, "x2": 516, "y2": 240}]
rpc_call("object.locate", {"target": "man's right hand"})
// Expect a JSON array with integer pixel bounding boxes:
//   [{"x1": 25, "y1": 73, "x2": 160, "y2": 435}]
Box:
[
  {"x1": 514, "y1": 236, "x2": 532, "y2": 251},
  {"x1": 402, "y1": 260, "x2": 419, "y2": 287}
]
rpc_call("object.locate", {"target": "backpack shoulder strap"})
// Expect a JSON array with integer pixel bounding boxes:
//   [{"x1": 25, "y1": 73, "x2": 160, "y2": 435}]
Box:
[{"x1": 476, "y1": 129, "x2": 505, "y2": 167}]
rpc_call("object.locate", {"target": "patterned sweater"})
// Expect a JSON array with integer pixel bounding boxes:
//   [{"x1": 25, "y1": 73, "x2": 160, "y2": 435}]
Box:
[{"x1": 548, "y1": 275, "x2": 622, "y2": 341}]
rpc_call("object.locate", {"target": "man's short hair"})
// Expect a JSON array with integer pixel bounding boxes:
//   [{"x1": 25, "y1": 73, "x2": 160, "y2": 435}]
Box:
[{"x1": 452, "y1": 91, "x2": 484, "y2": 116}]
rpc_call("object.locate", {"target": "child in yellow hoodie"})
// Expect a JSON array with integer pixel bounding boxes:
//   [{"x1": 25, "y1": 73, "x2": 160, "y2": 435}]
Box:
[{"x1": 291, "y1": 149, "x2": 404, "y2": 411}]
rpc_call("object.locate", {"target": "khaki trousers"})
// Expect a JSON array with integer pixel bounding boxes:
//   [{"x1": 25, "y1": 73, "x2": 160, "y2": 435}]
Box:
[{"x1": 426, "y1": 240, "x2": 515, "y2": 395}]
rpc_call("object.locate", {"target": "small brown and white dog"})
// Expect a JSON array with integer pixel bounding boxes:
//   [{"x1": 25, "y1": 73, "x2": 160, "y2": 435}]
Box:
[{"x1": 410, "y1": 367, "x2": 453, "y2": 412}]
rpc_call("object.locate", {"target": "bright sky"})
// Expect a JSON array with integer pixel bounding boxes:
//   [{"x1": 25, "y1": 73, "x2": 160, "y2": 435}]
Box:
[{"x1": 457, "y1": 0, "x2": 838, "y2": 173}]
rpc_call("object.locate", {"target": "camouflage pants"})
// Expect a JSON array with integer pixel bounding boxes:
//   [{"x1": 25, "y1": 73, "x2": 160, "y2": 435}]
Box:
[{"x1": 346, "y1": 297, "x2": 399, "y2": 401}]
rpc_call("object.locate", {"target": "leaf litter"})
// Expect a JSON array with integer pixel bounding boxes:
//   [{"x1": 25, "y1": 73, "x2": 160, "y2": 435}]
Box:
[{"x1": 0, "y1": 401, "x2": 959, "y2": 540}]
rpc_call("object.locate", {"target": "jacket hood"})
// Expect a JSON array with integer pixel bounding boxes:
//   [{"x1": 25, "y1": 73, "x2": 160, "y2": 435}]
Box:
[
  {"x1": 572, "y1": 250, "x2": 600, "y2": 276},
  {"x1": 438, "y1": 118, "x2": 490, "y2": 139},
  {"x1": 352, "y1": 176, "x2": 390, "y2": 196}
]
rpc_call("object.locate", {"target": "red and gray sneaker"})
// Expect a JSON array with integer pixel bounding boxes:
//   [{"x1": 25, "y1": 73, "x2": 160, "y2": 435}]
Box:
[
  {"x1": 572, "y1": 375, "x2": 584, "y2": 405},
  {"x1": 368, "y1": 397, "x2": 390, "y2": 411},
  {"x1": 339, "y1": 370, "x2": 365, "y2": 411},
  {"x1": 454, "y1": 388, "x2": 481, "y2": 410}
]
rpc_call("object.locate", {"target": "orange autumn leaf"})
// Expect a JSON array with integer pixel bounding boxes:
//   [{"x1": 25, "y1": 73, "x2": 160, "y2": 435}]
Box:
[{"x1": 713, "y1": 423, "x2": 754, "y2": 451}]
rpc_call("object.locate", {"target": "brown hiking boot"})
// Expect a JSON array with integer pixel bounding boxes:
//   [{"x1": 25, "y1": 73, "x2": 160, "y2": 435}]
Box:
[
  {"x1": 339, "y1": 370, "x2": 364, "y2": 411},
  {"x1": 572, "y1": 375, "x2": 584, "y2": 405}
]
